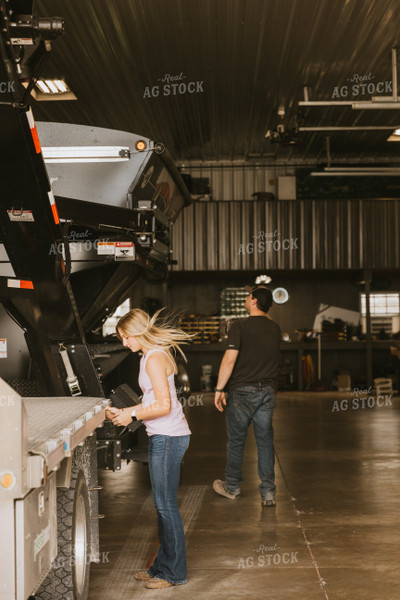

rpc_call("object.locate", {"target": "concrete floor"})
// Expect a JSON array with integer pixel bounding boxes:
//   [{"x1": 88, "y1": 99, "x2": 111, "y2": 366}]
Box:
[{"x1": 88, "y1": 391, "x2": 400, "y2": 600}]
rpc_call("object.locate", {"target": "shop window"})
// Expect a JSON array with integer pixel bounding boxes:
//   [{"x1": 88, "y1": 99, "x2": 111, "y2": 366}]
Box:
[{"x1": 360, "y1": 293, "x2": 400, "y2": 334}]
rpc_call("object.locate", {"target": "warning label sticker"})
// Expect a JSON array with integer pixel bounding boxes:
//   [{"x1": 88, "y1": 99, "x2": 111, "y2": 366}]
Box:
[
  {"x1": 7, "y1": 210, "x2": 34, "y2": 222},
  {"x1": 97, "y1": 242, "x2": 115, "y2": 255},
  {"x1": 0, "y1": 339, "x2": 6, "y2": 359},
  {"x1": 115, "y1": 242, "x2": 135, "y2": 261}
]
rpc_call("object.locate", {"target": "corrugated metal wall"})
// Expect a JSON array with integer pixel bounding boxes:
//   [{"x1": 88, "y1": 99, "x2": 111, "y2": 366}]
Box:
[
  {"x1": 172, "y1": 199, "x2": 400, "y2": 271},
  {"x1": 179, "y1": 163, "x2": 297, "y2": 201}
]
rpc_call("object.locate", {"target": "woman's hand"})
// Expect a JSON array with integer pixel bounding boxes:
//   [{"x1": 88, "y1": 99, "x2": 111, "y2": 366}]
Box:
[{"x1": 107, "y1": 406, "x2": 133, "y2": 427}]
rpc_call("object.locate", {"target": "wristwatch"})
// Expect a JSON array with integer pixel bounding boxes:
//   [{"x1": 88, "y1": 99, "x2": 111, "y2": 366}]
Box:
[
  {"x1": 215, "y1": 388, "x2": 225, "y2": 392},
  {"x1": 131, "y1": 408, "x2": 138, "y2": 421}
]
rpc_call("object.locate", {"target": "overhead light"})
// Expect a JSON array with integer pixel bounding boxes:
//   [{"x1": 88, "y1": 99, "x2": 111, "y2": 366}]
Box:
[
  {"x1": 300, "y1": 125, "x2": 396, "y2": 132},
  {"x1": 22, "y1": 78, "x2": 77, "y2": 101},
  {"x1": 54, "y1": 79, "x2": 68, "y2": 93},
  {"x1": 273, "y1": 287, "x2": 289, "y2": 304},
  {"x1": 255, "y1": 275, "x2": 272, "y2": 285},
  {"x1": 310, "y1": 165, "x2": 400, "y2": 176},
  {"x1": 387, "y1": 128, "x2": 400, "y2": 141},
  {"x1": 45, "y1": 80, "x2": 58, "y2": 94},
  {"x1": 36, "y1": 80, "x2": 51, "y2": 94},
  {"x1": 42, "y1": 146, "x2": 130, "y2": 163},
  {"x1": 310, "y1": 171, "x2": 400, "y2": 176},
  {"x1": 325, "y1": 167, "x2": 400, "y2": 172},
  {"x1": 353, "y1": 102, "x2": 400, "y2": 109}
]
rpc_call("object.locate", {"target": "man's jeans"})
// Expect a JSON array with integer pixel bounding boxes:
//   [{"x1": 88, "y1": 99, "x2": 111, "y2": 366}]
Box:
[
  {"x1": 225, "y1": 385, "x2": 276, "y2": 499},
  {"x1": 147, "y1": 434, "x2": 190, "y2": 584}
]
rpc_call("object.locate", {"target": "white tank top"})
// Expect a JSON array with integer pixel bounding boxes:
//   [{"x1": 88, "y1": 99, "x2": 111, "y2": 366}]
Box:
[{"x1": 138, "y1": 348, "x2": 191, "y2": 437}]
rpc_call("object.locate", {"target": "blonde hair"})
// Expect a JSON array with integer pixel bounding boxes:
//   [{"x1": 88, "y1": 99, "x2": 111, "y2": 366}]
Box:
[{"x1": 116, "y1": 308, "x2": 193, "y2": 370}]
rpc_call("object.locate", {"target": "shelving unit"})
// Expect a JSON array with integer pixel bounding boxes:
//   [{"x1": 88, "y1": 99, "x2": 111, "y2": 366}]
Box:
[{"x1": 183, "y1": 340, "x2": 400, "y2": 392}]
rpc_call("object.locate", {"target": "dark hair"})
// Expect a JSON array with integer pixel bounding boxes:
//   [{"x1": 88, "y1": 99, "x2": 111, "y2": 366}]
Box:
[{"x1": 251, "y1": 287, "x2": 273, "y2": 313}]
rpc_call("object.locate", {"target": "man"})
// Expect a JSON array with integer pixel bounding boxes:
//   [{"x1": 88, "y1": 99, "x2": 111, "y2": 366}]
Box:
[{"x1": 213, "y1": 285, "x2": 281, "y2": 506}]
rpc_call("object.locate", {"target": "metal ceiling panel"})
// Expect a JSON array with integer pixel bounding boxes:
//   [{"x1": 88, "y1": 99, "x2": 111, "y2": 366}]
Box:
[{"x1": 32, "y1": 0, "x2": 400, "y2": 162}]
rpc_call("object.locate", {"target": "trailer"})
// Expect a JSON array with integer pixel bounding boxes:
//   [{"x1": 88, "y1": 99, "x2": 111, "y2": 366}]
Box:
[
  {"x1": 0, "y1": 2, "x2": 190, "y2": 599},
  {"x1": 0, "y1": 380, "x2": 109, "y2": 600}
]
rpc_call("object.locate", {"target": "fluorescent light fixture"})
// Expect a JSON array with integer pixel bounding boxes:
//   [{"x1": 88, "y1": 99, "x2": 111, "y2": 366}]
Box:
[
  {"x1": 387, "y1": 128, "x2": 400, "y2": 141},
  {"x1": 311, "y1": 166, "x2": 400, "y2": 176},
  {"x1": 42, "y1": 146, "x2": 130, "y2": 163},
  {"x1": 299, "y1": 125, "x2": 396, "y2": 131},
  {"x1": 45, "y1": 80, "x2": 58, "y2": 94},
  {"x1": 38, "y1": 78, "x2": 69, "y2": 94},
  {"x1": 54, "y1": 79, "x2": 68, "y2": 93},
  {"x1": 25, "y1": 78, "x2": 78, "y2": 101},
  {"x1": 36, "y1": 80, "x2": 50, "y2": 93},
  {"x1": 353, "y1": 102, "x2": 400, "y2": 109},
  {"x1": 325, "y1": 167, "x2": 400, "y2": 172},
  {"x1": 311, "y1": 171, "x2": 400, "y2": 176}
]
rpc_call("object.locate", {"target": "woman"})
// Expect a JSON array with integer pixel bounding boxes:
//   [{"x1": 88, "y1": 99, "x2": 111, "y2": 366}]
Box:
[{"x1": 107, "y1": 308, "x2": 192, "y2": 589}]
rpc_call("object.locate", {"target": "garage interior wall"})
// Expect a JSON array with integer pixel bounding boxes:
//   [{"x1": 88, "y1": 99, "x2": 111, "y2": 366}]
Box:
[
  {"x1": 171, "y1": 199, "x2": 400, "y2": 271},
  {"x1": 179, "y1": 162, "x2": 297, "y2": 201},
  {"x1": 167, "y1": 270, "x2": 400, "y2": 337},
  {"x1": 166, "y1": 269, "x2": 400, "y2": 388}
]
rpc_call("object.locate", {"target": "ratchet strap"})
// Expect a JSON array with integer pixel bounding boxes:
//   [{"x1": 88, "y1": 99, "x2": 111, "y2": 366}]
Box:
[{"x1": 59, "y1": 343, "x2": 82, "y2": 396}]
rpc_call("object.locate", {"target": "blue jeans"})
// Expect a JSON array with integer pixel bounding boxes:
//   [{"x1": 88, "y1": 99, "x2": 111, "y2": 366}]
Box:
[
  {"x1": 147, "y1": 434, "x2": 190, "y2": 584},
  {"x1": 225, "y1": 385, "x2": 276, "y2": 499}
]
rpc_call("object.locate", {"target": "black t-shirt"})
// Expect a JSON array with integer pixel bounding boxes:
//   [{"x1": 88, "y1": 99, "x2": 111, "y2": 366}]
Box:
[{"x1": 225, "y1": 316, "x2": 281, "y2": 391}]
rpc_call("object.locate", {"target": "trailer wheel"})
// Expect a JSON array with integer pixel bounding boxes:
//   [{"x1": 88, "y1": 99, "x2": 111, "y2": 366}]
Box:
[{"x1": 35, "y1": 469, "x2": 91, "y2": 600}]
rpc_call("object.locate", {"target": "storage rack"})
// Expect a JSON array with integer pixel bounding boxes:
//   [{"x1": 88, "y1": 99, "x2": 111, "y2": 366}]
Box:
[
  {"x1": 220, "y1": 287, "x2": 248, "y2": 317},
  {"x1": 178, "y1": 315, "x2": 221, "y2": 343}
]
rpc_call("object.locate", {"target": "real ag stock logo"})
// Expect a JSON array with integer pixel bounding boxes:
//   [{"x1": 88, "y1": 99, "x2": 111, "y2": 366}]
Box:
[
  {"x1": 238, "y1": 230, "x2": 299, "y2": 255},
  {"x1": 331, "y1": 72, "x2": 392, "y2": 99},
  {"x1": 238, "y1": 543, "x2": 299, "y2": 569},
  {"x1": 0, "y1": 81, "x2": 15, "y2": 93},
  {"x1": 332, "y1": 386, "x2": 393, "y2": 412},
  {"x1": 143, "y1": 72, "x2": 204, "y2": 98}
]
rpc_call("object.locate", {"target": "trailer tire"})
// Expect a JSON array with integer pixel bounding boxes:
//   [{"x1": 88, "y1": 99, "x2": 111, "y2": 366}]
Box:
[{"x1": 35, "y1": 469, "x2": 91, "y2": 600}]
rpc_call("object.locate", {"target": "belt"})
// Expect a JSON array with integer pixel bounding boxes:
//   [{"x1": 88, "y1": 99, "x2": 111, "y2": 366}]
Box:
[{"x1": 229, "y1": 381, "x2": 272, "y2": 390}]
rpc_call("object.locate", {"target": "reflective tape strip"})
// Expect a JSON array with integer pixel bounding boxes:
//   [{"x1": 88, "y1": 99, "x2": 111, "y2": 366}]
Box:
[
  {"x1": 26, "y1": 108, "x2": 41, "y2": 154},
  {"x1": 48, "y1": 190, "x2": 60, "y2": 225},
  {"x1": 7, "y1": 279, "x2": 34, "y2": 289}
]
